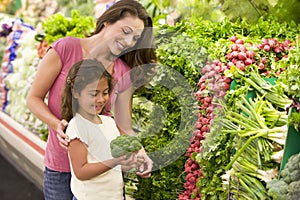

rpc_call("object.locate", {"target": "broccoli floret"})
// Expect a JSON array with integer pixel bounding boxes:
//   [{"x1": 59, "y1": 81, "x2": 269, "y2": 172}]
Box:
[
  {"x1": 266, "y1": 179, "x2": 288, "y2": 200},
  {"x1": 269, "y1": 153, "x2": 300, "y2": 200},
  {"x1": 282, "y1": 153, "x2": 300, "y2": 171},
  {"x1": 110, "y1": 135, "x2": 142, "y2": 158},
  {"x1": 282, "y1": 170, "x2": 300, "y2": 184},
  {"x1": 280, "y1": 153, "x2": 300, "y2": 184},
  {"x1": 110, "y1": 146, "x2": 127, "y2": 158},
  {"x1": 287, "y1": 180, "x2": 300, "y2": 200}
]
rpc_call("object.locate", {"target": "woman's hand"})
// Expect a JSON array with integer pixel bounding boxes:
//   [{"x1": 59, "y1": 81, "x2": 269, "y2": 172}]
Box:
[
  {"x1": 135, "y1": 149, "x2": 153, "y2": 178},
  {"x1": 56, "y1": 119, "x2": 69, "y2": 150}
]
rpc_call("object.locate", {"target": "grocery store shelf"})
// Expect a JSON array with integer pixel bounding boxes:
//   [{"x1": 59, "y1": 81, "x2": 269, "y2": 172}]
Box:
[{"x1": 0, "y1": 111, "x2": 46, "y2": 191}]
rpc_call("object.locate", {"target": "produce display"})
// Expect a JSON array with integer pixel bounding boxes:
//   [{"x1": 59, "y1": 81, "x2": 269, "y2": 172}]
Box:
[
  {"x1": 5, "y1": 29, "x2": 47, "y2": 134},
  {"x1": 193, "y1": 38, "x2": 291, "y2": 200},
  {"x1": 173, "y1": 17, "x2": 299, "y2": 200},
  {"x1": 110, "y1": 135, "x2": 143, "y2": 158}
]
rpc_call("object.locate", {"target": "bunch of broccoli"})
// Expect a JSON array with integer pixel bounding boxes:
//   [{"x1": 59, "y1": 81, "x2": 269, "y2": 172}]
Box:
[
  {"x1": 267, "y1": 152, "x2": 300, "y2": 200},
  {"x1": 110, "y1": 134, "x2": 143, "y2": 158}
]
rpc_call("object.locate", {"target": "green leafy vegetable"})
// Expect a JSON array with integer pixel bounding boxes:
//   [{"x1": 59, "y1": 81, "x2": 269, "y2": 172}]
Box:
[
  {"x1": 42, "y1": 10, "x2": 95, "y2": 44},
  {"x1": 110, "y1": 135, "x2": 142, "y2": 158},
  {"x1": 266, "y1": 179, "x2": 288, "y2": 200}
]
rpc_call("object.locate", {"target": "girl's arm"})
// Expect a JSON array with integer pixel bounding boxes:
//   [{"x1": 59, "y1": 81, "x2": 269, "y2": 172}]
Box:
[
  {"x1": 68, "y1": 138, "x2": 135, "y2": 180},
  {"x1": 26, "y1": 49, "x2": 69, "y2": 147}
]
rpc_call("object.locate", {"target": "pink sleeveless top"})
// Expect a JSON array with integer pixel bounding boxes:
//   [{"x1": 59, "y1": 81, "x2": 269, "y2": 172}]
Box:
[{"x1": 45, "y1": 36, "x2": 131, "y2": 172}]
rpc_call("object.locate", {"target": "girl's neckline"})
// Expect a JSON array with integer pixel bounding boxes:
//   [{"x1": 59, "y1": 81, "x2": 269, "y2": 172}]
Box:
[{"x1": 76, "y1": 113, "x2": 104, "y2": 126}]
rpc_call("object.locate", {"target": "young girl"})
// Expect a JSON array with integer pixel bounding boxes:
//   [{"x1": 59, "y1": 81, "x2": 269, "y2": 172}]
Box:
[{"x1": 61, "y1": 59, "x2": 138, "y2": 200}]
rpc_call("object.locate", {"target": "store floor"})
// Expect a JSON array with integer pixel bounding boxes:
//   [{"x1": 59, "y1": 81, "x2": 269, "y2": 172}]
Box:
[{"x1": 0, "y1": 152, "x2": 44, "y2": 200}]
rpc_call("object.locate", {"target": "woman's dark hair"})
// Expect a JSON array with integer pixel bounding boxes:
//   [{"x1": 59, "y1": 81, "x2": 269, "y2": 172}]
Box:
[
  {"x1": 90, "y1": 0, "x2": 157, "y2": 86},
  {"x1": 61, "y1": 59, "x2": 113, "y2": 121}
]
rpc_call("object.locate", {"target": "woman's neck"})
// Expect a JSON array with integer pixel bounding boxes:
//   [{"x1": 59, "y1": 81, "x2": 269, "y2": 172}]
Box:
[
  {"x1": 81, "y1": 34, "x2": 115, "y2": 62},
  {"x1": 81, "y1": 35, "x2": 115, "y2": 74}
]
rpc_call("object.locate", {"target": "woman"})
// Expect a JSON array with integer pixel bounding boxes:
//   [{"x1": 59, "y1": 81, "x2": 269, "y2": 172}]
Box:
[{"x1": 26, "y1": 0, "x2": 156, "y2": 199}]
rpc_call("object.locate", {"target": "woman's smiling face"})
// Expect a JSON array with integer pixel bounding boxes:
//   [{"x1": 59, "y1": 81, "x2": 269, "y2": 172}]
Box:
[{"x1": 104, "y1": 14, "x2": 144, "y2": 56}]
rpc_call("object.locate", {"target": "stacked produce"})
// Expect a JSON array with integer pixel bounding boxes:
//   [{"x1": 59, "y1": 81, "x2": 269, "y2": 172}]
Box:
[
  {"x1": 0, "y1": 22, "x2": 12, "y2": 38},
  {"x1": 20, "y1": 0, "x2": 58, "y2": 19},
  {"x1": 0, "y1": 16, "x2": 13, "y2": 68},
  {"x1": 178, "y1": 60, "x2": 230, "y2": 200},
  {"x1": 278, "y1": 40, "x2": 300, "y2": 131},
  {"x1": 41, "y1": 10, "x2": 95, "y2": 45},
  {"x1": 184, "y1": 35, "x2": 293, "y2": 199},
  {"x1": 267, "y1": 152, "x2": 300, "y2": 199},
  {"x1": 132, "y1": 16, "x2": 299, "y2": 200},
  {"x1": 0, "y1": 0, "x2": 11, "y2": 12},
  {"x1": 0, "y1": 17, "x2": 51, "y2": 137},
  {"x1": 220, "y1": 94, "x2": 287, "y2": 199},
  {"x1": 133, "y1": 24, "x2": 206, "y2": 200},
  {"x1": 0, "y1": 18, "x2": 34, "y2": 111},
  {"x1": 4, "y1": 28, "x2": 48, "y2": 136}
]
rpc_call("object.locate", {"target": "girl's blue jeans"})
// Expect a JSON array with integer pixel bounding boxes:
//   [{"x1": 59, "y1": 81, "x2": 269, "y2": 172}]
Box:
[
  {"x1": 44, "y1": 167, "x2": 126, "y2": 200},
  {"x1": 44, "y1": 167, "x2": 73, "y2": 200}
]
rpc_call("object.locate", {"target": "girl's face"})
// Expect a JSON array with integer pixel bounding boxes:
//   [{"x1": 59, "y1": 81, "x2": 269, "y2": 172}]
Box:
[
  {"x1": 74, "y1": 77, "x2": 109, "y2": 122},
  {"x1": 104, "y1": 14, "x2": 144, "y2": 56}
]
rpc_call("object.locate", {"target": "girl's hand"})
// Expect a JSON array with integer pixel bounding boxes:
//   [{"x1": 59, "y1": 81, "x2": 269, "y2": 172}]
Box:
[
  {"x1": 119, "y1": 153, "x2": 140, "y2": 171},
  {"x1": 56, "y1": 119, "x2": 69, "y2": 150}
]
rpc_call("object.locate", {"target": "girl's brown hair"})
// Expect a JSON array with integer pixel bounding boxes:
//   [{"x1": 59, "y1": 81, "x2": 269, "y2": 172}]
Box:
[
  {"x1": 90, "y1": 0, "x2": 157, "y2": 86},
  {"x1": 61, "y1": 59, "x2": 113, "y2": 122}
]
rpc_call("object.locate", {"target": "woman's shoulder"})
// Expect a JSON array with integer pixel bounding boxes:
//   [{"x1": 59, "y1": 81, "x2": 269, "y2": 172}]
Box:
[
  {"x1": 115, "y1": 58, "x2": 131, "y2": 72},
  {"x1": 50, "y1": 36, "x2": 82, "y2": 63},
  {"x1": 55, "y1": 36, "x2": 80, "y2": 43},
  {"x1": 51, "y1": 36, "x2": 81, "y2": 49}
]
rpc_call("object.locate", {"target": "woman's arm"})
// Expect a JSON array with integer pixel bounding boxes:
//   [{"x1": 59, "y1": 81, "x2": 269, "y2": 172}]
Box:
[
  {"x1": 68, "y1": 139, "x2": 136, "y2": 180},
  {"x1": 26, "y1": 49, "x2": 69, "y2": 146},
  {"x1": 114, "y1": 87, "x2": 153, "y2": 178},
  {"x1": 113, "y1": 86, "x2": 135, "y2": 135}
]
